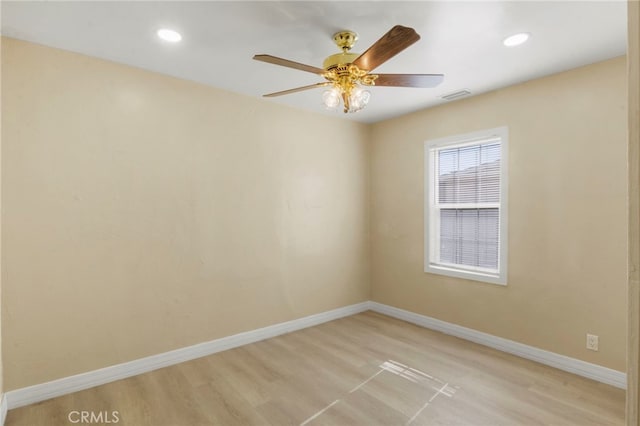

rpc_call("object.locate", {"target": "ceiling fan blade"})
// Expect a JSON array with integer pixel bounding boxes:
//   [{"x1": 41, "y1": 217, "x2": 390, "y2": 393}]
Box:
[
  {"x1": 375, "y1": 74, "x2": 444, "y2": 88},
  {"x1": 352, "y1": 25, "x2": 421, "y2": 72},
  {"x1": 253, "y1": 54, "x2": 325, "y2": 75},
  {"x1": 263, "y1": 82, "x2": 332, "y2": 97}
]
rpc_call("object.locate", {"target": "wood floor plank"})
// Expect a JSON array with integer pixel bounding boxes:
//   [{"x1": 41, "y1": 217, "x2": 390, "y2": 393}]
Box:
[
  {"x1": 308, "y1": 388, "x2": 409, "y2": 426},
  {"x1": 5, "y1": 311, "x2": 625, "y2": 425},
  {"x1": 357, "y1": 362, "x2": 442, "y2": 418},
  {"x1": 191, "y1": 380, "x2": 269, "y2": 426}
]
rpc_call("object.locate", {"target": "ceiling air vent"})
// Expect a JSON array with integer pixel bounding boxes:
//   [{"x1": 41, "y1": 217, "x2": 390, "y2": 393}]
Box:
[{"x1": 440, "y1": 89, "x2": 472, "y2": 101}]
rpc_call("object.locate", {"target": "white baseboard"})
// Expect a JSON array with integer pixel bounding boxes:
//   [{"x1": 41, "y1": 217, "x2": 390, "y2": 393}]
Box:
[
  {"x1": 368, "y1": 301, "x2": 626, "y2": 389},
  {"x1": 5, "y1": 300, "x2": 626, "y2": 411},
  {"x1": 1, "y1": 394, "x2": 7, "y2": 426},
  {"x1": 5, "y1": 301, "x2": 370, "y2": 409}
]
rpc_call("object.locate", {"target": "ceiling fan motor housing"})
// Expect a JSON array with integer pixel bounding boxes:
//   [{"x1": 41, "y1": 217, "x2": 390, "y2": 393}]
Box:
[
  {"x1": 322, "y1": 52, "x2": 360, "y2": 70},
  {"x1": 323, "y1": 30, "x2": 362, "y2": 70}
]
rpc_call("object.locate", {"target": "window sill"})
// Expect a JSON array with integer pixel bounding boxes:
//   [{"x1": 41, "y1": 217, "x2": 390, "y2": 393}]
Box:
[{"x1": 425, "y1": 264, "x2": 507, "y2": 286}]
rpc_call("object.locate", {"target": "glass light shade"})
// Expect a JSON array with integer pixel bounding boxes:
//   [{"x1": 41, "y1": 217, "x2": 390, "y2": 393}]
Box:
[
  {"x1": 322, "y1": 88, "x2": 340, "y2": 109},
  {"x1": 349, "y1": 87, "x2": 371, "y2": 112}
]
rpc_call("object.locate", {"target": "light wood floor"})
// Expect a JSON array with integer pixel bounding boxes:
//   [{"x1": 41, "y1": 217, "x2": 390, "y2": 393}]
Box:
[{"x1": 6, "y1": 311, "x2": 625, "y2": 425}]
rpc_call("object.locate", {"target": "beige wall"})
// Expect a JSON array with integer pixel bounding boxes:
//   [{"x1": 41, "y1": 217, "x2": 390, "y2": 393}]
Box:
[
  {"x1": 371, "y1": 57, "x2": 628, "y2": 371},
  {"x1": 0, "y1": 33, "x2": 3, "y2": 401},
  {"x1": 1, "y1": 38, "x2": 370, "y2": 390},
  {"x1": 627, "y1": 0, "x2": 640, "y2": 422}
]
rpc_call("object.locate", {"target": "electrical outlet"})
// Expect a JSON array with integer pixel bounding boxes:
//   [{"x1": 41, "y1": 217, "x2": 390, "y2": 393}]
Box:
[{"x1": 586, "y1": 334, "x2": 599, "y2": 351}]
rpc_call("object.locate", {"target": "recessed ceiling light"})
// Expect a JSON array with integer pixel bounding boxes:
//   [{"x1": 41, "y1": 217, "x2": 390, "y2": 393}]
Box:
[
  {"x1": 503, "y1": 32, "x2": 530, "y2": 47},
  {"x1": 157, "y1": 28, "x2": 182, "y2": 43}
]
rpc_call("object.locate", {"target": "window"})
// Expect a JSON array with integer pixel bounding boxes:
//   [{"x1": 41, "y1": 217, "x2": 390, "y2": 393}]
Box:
[{"x1": 425, "y1": 127, "x2": 508, "y2": 285}]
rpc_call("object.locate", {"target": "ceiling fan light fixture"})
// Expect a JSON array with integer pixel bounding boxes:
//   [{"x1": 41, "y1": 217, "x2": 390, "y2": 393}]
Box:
[
  {"x1": 157, "y1": 28, "x2": 182, "y2": 43},
  {"x1": 323, "y1": 85, "x2": 371, "y2": 113},
  {"x1": 503, "y1": 32, "x2": 530, "y2": 47}
]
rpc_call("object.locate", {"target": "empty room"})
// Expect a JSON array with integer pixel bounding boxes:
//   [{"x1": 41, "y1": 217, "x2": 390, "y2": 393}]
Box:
[{"x1": 1, "y1": 1, "x2": 639, "y2": 425}]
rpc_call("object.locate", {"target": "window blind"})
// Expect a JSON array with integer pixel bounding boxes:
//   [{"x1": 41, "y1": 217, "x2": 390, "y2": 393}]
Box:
[{"x1": 435, "y1": 141, "x2": 501, "y2": 272}]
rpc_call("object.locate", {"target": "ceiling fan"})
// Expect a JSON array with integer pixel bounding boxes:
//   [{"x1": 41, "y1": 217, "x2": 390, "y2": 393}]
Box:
[{"x1": 253, "y1": 25, "x2": 444, "y2": 114}]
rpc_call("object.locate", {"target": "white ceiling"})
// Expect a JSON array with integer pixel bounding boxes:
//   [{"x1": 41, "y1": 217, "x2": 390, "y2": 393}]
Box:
[{"x1": 1, "y1": 1, "x2": 627, "y2": 123}]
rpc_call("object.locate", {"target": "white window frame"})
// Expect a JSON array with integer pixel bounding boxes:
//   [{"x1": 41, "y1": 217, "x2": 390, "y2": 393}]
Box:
[{"x1": 424, "y1": 127, "x2": 508, "y2": 286}]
